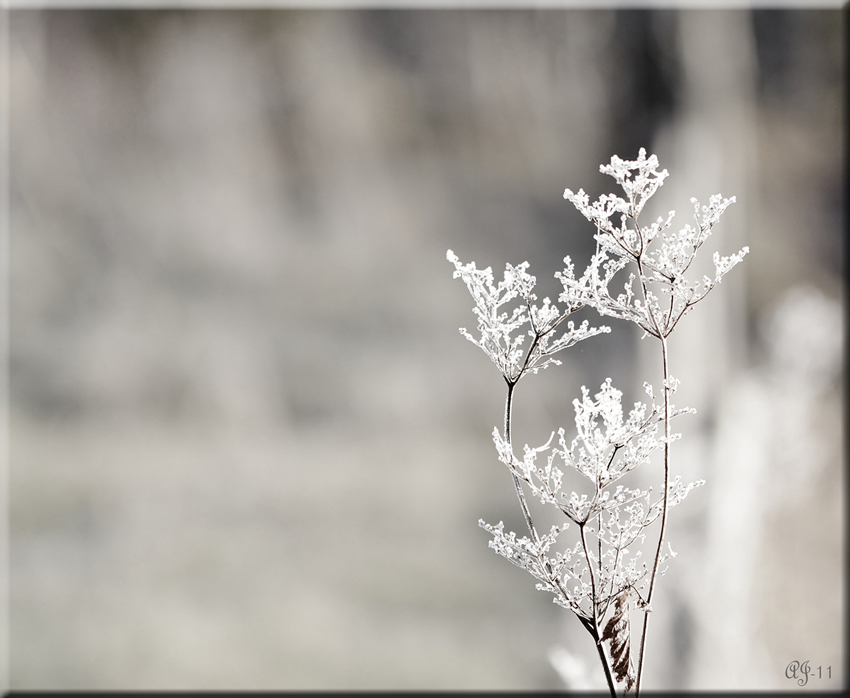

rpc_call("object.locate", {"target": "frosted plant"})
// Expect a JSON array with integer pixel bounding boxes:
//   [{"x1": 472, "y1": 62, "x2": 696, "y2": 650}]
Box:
[{"x1": 448, "y1": 149, "x2": 747, "y2": 696}]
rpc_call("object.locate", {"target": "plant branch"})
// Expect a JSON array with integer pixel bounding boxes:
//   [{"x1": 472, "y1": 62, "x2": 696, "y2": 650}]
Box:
[
  {"x1": 634, "y1": 335, "x2": 672, "y2": 697},
  {"x1": 580, "y1": 521, "x2": 617, "y2": 697},
  {"x1": 455, "y1": 150, "x2": 740, "y2": 697},
  {"x1": 504, "y1": 379, "x2": 539, "y2": 544}
]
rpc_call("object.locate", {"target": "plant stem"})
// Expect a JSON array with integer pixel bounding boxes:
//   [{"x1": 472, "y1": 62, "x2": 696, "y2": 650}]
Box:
[
  {"x1": 580, "y1": 521, "x2": 618, "y2": 697},
  {"x1": 592, "y1": 625, "x2": 618, "y2": 697},
  {"x1": 503, "y1": 380, "x2": 538, "y2": 543},
  {"x1": 506, "y1": 378, "x2": 616, "y2": 695},
  {"x1": 634, "y1": 335, "x2": 672, "y2": 696}
]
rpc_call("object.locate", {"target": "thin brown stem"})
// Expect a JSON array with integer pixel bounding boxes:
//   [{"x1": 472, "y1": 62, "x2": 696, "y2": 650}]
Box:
[
  {"x1": 580, "y1": 521, "x2": 617, "y2": 697},
  {"x1": 593, "y1": 625, "x2": 619, "y2": 697},
  {"x1": 634, "y1": 336, "x2": 672, "y2": 697},
  {"x1": 504, "y1": 380, "x2": 538, "y2": 543}
]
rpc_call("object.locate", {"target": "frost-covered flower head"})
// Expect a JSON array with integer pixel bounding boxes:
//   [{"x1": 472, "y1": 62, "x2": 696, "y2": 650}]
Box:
[
  {"x1": 447, "y1": 249, "x2": 609, "y2": 383},
  {"x1": 563, "y1": 148, "x2": 749, "y2": 339}
]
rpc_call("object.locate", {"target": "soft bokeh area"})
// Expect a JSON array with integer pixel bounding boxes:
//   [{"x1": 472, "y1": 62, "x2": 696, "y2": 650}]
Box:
[{"x1": 8, "y1": 8, "x2": 843, "y2": 690}]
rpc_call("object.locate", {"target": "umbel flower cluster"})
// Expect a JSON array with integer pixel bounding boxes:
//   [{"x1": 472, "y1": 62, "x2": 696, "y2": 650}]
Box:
[{"x1": 448, "y1": 149, "x2": 747, "y2": 696}]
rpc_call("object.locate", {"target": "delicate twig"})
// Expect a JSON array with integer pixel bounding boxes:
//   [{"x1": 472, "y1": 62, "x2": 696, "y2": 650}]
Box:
[
  {"x1": 504, "y1": 379, "x2": 539, "y2": 545},
  {"x1": 634, "y1": 336, "x2": 671, "y2": 697}
]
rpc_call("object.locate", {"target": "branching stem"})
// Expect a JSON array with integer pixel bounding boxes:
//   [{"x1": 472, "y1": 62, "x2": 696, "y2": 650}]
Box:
[
  {"x1": 505, "y1": 376, "x2": 617, "y2": 696},
  {"x1": 581, "y1": 521, "x2": 617, "y2": 696},
  {"x1": 454, "y1": 151, "x2": 741, "y2": 697}
]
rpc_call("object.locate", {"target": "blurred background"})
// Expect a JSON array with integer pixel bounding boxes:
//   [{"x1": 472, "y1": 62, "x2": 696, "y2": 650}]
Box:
[{"x1": 8, "y1": 7, "x2": 844, "y2": 690}]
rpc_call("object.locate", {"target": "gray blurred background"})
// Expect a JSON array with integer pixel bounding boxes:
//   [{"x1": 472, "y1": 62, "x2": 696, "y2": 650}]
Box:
[{"x1": 8, "y1": 8, "x2": 844, "y2": 690}]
